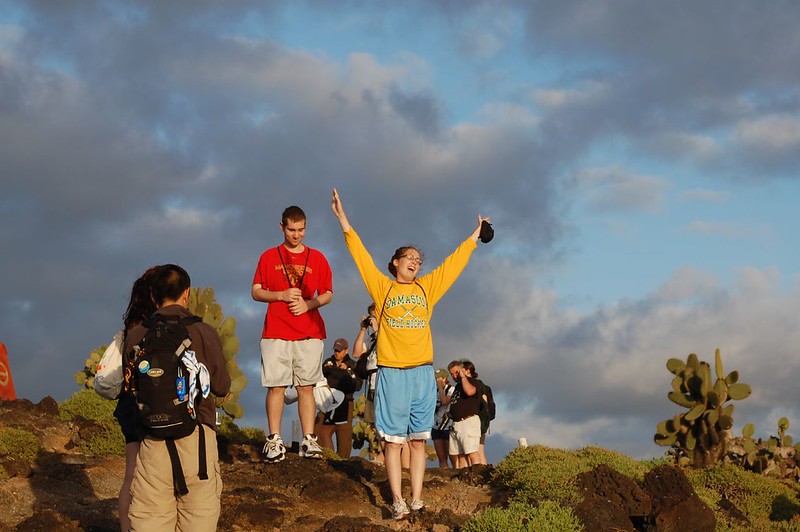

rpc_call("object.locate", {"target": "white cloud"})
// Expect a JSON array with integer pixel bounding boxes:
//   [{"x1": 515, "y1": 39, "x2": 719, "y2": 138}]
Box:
[
  {"x1": 570, "y1": 165, "x2": 669, "y2": 214},
  {"x1": 439, "y1": 262, "x2": 800, "y2": 459},
  {"x1": 733, "y1": 114, "x2": 800, "y2": 153},
  {"x1": 531, "y1": 80, "x2": 610, "y2": 111},
  {"x1": 677, "y1": 188, "x2": 731, "y2": 203},
  {"x1": 683, "y1": 220, "x2": 773, "y2": 240}
]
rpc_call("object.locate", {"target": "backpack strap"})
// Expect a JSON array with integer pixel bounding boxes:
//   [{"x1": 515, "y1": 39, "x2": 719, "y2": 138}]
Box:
[
  {"x1": 197, "y1": 424, "x2": 208, "y2": 481},
  {"x1": 164, "y1": 424, "x2": 208, "y2": 497},
  {"x1": 165, "y1": 439, "x2": 189, "y2": 496}
]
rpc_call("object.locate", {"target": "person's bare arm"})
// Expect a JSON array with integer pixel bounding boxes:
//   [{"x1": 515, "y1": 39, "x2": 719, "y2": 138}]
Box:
[
  {"x1": 251, "y1": 284, "x2": 301, "y2": 303},
  {"x1": 352, "y1": 317, "x2": 369, "y2": 359},
  {"x1": 330, "y1": 188, "x2": 352, "y2": 233},
  {"x1": 438, "y1": 379, "x2": 452, "y2": 405},
  {"x1": 459, "y1": 371, "x2": 478, "y2": 396},
  {"x1": 288, "y1": 289, "x2": 333, "y2": 316}
]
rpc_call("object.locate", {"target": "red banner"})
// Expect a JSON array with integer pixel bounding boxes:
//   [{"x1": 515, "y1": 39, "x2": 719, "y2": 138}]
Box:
[{"x1": 0, "y1": 342, "x2": 16, "y2": 400}]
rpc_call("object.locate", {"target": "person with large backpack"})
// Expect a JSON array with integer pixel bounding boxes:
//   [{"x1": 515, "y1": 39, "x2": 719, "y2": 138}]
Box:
[
  {"x1": 124, "y1": 264, "x2": 231, "y2": 531},
  {"x1": 461, "y1": 360, "x2": 495, "y2": 465}
]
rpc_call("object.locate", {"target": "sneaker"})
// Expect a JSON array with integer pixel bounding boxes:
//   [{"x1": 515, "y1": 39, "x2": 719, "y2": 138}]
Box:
[
  {"x1": 299, "y1": 433, "x2": 323, "y2": 459},
  {"x1": 410, "y1": 499, "x2": 425, "y2": 512},
  {"x1": 392, "y1": 499, "x2": 410, "y2": 520},
  {"x1": 262, "y1": 433, "x2": 285, "y2": 463}
]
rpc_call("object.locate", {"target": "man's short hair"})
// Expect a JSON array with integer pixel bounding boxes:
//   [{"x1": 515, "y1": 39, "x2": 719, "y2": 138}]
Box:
[
  {"x1": 447, "y1": 360, "x2": 464, "y2": 371},
  {"x1": 281, "y1": 205, "x2": 306, "y2": 226},
  {"x1": 151, "y1": 264, "x2": 191, "y2": 305}
]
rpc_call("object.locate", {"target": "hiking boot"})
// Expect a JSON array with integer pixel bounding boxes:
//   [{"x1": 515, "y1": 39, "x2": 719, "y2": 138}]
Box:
[
  {"x1": 299, "y1": 433, "x2": 323, "y2": 459},
  {"x1": 392, "y1": 499, "x2": 410, "y2": 520},
  {"x1": 262, "y1": 433, "x2": 285, "y2": 463},
  {"x1": 410, "y1": 499, "x2": 425, "y2": 512}
]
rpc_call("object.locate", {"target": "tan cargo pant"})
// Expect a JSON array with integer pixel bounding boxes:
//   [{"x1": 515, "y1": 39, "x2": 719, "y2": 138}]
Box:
[{"x1": 129, "y1": 425, "x2": 222, "y2": 532}]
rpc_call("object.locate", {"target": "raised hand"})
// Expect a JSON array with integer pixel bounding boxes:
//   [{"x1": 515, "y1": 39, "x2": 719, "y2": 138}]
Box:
[{"x1": 330, "y1": 188, "x2": 351, "y2": 232}]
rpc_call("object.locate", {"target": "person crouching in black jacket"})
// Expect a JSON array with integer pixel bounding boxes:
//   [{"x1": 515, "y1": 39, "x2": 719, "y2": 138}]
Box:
[{"x1": 315, "y1": 338, "x2": 360, "y2": 457}]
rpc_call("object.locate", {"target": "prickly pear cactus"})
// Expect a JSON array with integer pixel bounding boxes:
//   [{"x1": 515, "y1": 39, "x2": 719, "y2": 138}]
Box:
[
  {"x1": 654, "y1": 349, "x2": 752, "y2": 467},
  {"x1": 75, "y1": 344, "x2": 106, "y2": 390},
  {"x1": 188, "y1": 287, "x2": 247, "y2": 419},
  {"x1": 351, "y1": 394, "x2": 381, "y2": 458},
  {"x1": 726, "y1": 418, "x2": 800, "y2": 479}
]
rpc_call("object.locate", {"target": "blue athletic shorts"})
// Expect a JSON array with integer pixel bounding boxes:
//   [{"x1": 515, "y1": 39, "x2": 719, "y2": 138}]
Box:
[{"x1": 375, "y1": 365, "x2": 436, "y2": 444}]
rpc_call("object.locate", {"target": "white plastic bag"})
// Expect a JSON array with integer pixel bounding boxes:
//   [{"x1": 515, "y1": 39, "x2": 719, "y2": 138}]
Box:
[
  {"x1": 93, "y1": 330, "x2": 124, "y2": 400},
  {"x1": 313, "y1": 380, "x2": 344, "y2": 413}
]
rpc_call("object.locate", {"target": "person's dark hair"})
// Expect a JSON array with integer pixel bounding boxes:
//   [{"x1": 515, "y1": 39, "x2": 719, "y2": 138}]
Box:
[
  {"x1": 151, "y1": 264, "x2": 191, "y2": 305},
  {"x1": 367, "y1": 302, "x2": 376, "y2": 314},
  {"x1": 461, "y1": 359, "x2": 478, "y2": 378},
  {"x1": 387, "y1": 246, "x2": 424, "y2": 277},
  {"x1": 123, "y1": 266, "x2": 160, "y2": 330},
  {"x1": 447, "y1": 360, "x2": 464, "y2": 371},
  {"x1": 281, "y1": 205, "x2": 306, "y2": 226}
]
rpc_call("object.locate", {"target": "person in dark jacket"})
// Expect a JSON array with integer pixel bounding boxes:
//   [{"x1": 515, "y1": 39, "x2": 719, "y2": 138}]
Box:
[
  {"x1": 125, "y1": 264, "x2": 231, "y2": 531},
  {"x1": 446, "y1": 360, "x2": 483, "y2": 469},
  {"x1": 316, "y1": 338, "x2": 360, "y2": 457}
]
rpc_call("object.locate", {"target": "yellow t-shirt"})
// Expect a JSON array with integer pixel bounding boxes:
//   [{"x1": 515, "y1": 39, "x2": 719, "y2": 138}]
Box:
[{"x1": 344, "y1": 228, "x2": 477, "y2": 368}]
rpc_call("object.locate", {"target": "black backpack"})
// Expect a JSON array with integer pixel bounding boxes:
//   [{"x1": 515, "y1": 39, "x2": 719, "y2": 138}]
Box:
[
  {"x1": 124, "y1": 314, "x2": 208, "y2": 495},
  {"x1": 128, "y1": 314, "x2": 202, "y2": 439},
  {"x1": 479, "y1": 384, "x2": 496, "y2": 427},
  {"x1": 484, "y1": 384, "x2": 496, "y2": 421}
]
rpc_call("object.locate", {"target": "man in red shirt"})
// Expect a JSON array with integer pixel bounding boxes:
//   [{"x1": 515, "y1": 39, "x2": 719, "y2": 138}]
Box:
[{"x1": 252, "y1": 206, "x2": 333, "y2": 462}]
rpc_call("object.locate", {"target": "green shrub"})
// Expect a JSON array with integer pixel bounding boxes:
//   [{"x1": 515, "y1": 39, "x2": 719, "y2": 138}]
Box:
[
  {"x1": 0, "y1": 427, "x2": 40, "y2": 462},
  {"x1": 686, "y1": 463, "x2": 800, "y2": 531},
  {"x1": 76, "y1": 417, "x2": 126, "y2": 457},
  {"x1": 216, "y1": 415, "x2": 266, "y2": 445},
  {"x1": 59, "y1": 389, "x2": 124, "y2": 457},
  {"x1": 59, "y1": 388, "x2": 117, "y2": 422},
  {"x1": 492, "y1": 445, "x2": 652, "y2": 505},
  {"x1": 463, "y1": 501, "x2": 583, "y2": 532}
]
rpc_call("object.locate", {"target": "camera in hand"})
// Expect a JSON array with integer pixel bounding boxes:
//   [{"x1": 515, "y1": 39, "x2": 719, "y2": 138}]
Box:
[{"x1": 361, "y1": 317, "x2": 371, "y2": 328}]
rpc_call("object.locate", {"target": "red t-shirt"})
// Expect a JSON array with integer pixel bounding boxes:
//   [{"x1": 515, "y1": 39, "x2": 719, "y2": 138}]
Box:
[{"x1": 252, "y1": 245, "x2": 332, "y2": 340}]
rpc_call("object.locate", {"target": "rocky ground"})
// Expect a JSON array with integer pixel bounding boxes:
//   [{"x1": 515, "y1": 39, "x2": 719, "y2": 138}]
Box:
[
  {"x1": 0, "y1": 397, "x2": 726, "y2": 531},
  {"x1": 0, "y1": 397, "x2": 496, "y2": 531}
]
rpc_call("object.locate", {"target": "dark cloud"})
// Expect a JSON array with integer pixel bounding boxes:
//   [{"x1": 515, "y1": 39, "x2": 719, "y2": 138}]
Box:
[
  {"x1": 3, "y1": 1, "x2": 799, "y2": 460},
  {"x1": 518, "y1": 1, "x2": 800, "y2": 178}
]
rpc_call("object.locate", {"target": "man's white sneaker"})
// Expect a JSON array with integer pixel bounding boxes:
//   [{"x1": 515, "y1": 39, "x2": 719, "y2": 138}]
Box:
[
  {"x1": 392, "y1": 499, "x2": 410, "y2": 520},
  {"x1": 410, "y1": 499, "x2": 425, "y2": 512},
  {"x1": 263, "y1": 433, "x2": 286, "y2": 463},
  {"x1": 299, "y1": 433, "x2": 323, "y2": 458}
]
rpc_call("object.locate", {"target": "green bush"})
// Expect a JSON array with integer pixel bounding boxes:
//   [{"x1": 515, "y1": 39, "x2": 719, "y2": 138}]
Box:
[
  {"x1": 686, "y1": 463, "x2": 800, "y2": 531},
  {"x1": 59, "y1": 388, "x2": 117, "y2": 422},
  {"x1": 59, "y1": 389, "x2": 125, "y2": 457},
  {"x1": 492, "y1": 445, "x2": 653, "y2": 505},
  {"x1": 0, "y1": 427, "x2": 40, "y2": 462},
  {"x1": 463, "y1": 501, "x2": 583, "y2": 532},
  {"x1": 216, "y1": 414, "x2": 266, "y2": 445}
]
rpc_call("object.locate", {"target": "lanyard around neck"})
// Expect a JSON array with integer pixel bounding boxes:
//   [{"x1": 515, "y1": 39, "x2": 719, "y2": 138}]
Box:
[{"x1": 277, "y1": 245, "x2": 310, "y2": 289}]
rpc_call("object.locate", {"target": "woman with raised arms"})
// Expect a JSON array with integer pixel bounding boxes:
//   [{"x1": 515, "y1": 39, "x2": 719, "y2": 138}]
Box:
[{"x1": 330, "y1": 188, "x2": 490, "y2": 520}]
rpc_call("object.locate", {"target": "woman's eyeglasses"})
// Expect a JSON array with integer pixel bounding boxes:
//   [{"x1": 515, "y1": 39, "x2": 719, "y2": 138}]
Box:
[{"x1": 402, "y1": 254, "x2": 423, "y2": 265}]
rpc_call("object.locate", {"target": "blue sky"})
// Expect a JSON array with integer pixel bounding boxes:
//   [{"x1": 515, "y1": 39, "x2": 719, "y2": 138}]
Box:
[{"x1": 3, "y1": 1, "x2": 800, "y2": 465}]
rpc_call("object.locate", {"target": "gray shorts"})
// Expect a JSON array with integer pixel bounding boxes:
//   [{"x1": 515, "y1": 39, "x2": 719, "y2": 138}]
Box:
[{"x1": 260, "y1": 338, "x2": 324, "y2": 387}]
